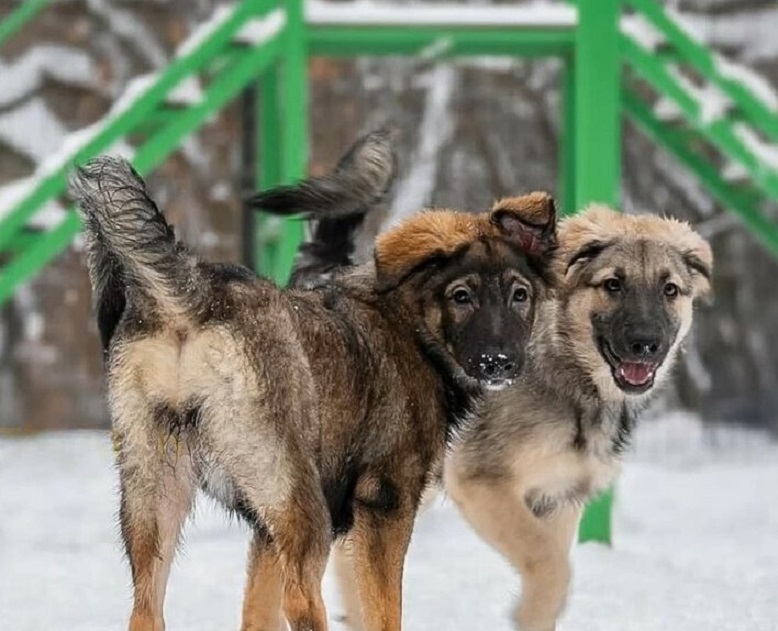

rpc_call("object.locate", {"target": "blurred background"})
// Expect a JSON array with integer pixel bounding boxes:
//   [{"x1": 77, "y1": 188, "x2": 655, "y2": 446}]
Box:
[{"x1": 1, "y1": 0, "x2": 777, "y2": 438}]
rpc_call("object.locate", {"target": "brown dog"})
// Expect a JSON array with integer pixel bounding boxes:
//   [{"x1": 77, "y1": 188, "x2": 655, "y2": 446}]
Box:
[{"x1": 69, "y1": 151, "x2": 558, "y2": 631}]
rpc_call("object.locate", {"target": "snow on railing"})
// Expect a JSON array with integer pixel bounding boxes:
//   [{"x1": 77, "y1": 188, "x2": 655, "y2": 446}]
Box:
[
  {"x1": 234, "y1": 7, "x2": 287, "y2": 46},
  {"x1": 715, "y1": 56, "x2": 778, "y2": 114},
  {"x1": 305, "y1": 0, "x2": 576, "y2": 28},
  {"x1": 624, "y1": 0, "x2": 778, "y2": 139},
  {"x1": 621, "y1": 14, "x2": 666, "y2": 53},
  {"x1": 0, "y1": 0, "x2": 288, "y2": 238}
]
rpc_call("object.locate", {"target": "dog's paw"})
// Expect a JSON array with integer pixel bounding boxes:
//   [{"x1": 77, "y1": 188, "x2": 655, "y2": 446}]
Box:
[{"x1": 512, "y1": 602, "x2": 557, "y2": 631}]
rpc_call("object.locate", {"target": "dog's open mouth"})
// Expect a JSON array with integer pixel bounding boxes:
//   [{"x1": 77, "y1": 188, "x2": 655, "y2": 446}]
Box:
[{"x1": 598, "y1": 338, "x2": 658, "y2": 394}]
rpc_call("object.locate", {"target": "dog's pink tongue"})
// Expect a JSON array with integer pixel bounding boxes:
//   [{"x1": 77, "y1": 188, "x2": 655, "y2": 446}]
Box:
[{"x1": 619, "y1": 362, "x2": 654, "y2": 386}]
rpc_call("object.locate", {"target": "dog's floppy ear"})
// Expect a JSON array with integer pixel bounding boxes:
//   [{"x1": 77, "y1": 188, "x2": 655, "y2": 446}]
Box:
[
  {"x1": 489, "y1": 192, "x2": 557, "y2": 256},
  {"x1": 565, "y1": 240, "x2": 613, "y2": 277},
  {"x1": 680, "y1": 232, "x2": 713, "y2": 302},
  {"x1": 374, "y1": 210, "x2": 482, "y2": 292}
]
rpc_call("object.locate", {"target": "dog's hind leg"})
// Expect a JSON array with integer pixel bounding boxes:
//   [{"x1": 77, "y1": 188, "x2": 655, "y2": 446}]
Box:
[
  {"x1": 273, "y1": 494, "x2": 331, "y2": 631},
  {"x1": 205, "y1": 415, "x2": 330, "y2": 631},
  {"x1": 241, "y1": 533, "x2": 286, "y2": 631},
  {"x1": 445, "y1": 464, "x2": 579, "y2": 631},
  {"x1": 115, "y1": 404, "x2": 195, "y2": 631}
]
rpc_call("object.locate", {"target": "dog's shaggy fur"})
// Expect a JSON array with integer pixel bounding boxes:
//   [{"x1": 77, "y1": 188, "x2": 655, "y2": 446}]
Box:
[
  {"x1": 69, "y1": 148, "x2": 558, "y2": 631},
  {"x1": 267, "y1": 147, "x2": 713, "y2": 631}
]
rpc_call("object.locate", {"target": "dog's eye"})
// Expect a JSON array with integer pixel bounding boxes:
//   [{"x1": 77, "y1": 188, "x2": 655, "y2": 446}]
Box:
[
  {"x1": 452, "y1": 288, "x2": 472, "y2": 304},
  {"x1": 512, "y1": 287, "x2": 529, "y2": 303},
  {"x1": 664, "y1": 282, "x2": 679, "y2": 298},
  {"x1": 604, "y1": 278, "x2": 622, "y2": 293}
]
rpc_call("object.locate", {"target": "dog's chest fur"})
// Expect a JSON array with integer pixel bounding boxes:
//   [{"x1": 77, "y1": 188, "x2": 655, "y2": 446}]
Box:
[{"x1": 470, "y1": 374, "x2": 645, "y2": 519}]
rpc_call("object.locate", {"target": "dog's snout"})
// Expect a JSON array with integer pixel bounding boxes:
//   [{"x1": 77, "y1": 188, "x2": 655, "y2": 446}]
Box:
[
  {"x1": 629, "y1": 338, "x2": 660, "y2": 357},
  {"x1": 474, "y1": 352, "x2": 520, "y2": 381},
  {"x1": 624, "y1": 327, "x2": 664, "y2": 360}
]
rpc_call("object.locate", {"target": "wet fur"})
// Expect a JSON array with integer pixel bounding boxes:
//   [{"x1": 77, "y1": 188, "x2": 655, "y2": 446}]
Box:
[
  {"x1": 70, "y1": 152, "x2": 556, "y2": 631},
  {"x1": 274, "y1": 167, "x2": 713, "y2": 631}
]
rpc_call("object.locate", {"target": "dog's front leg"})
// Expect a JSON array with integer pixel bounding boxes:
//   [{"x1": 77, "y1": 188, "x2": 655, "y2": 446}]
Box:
[
  {"x1": 350, "y1": 505, "x2": 414, "y2": 631},
  {"x1": 330, "y1": 542, "x2": 364, "y2": 631},
  {"x1": 445, "y1": 464, "x2": 579, "y2": 631}
]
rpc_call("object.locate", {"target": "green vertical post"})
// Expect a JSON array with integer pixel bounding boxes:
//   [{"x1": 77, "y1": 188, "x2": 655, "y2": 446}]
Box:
[
  {"x1": 573, "y1": 0, "x2": 622, "y2": 545},
  {"x1": 559, "y1": 55, "x2": 577, "y2": 216},
  {"x1": 257, "y1": 66, "x2": 282, "y2": 274},
  {"x1": 255, "y1": 0, "x2": 308, "y2": 283},
  {"x1": 273, "y1": 0, "x2": 308, "y2": 284}
]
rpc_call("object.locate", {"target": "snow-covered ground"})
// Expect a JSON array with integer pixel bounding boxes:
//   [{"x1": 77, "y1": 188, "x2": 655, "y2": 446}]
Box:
[{"x1": 1, "y1": 416, "x2": 776, "y2": 631}]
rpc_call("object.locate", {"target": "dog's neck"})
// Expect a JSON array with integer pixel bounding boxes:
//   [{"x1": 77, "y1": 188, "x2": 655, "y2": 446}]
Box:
[{"x1": 528, "y1": 300, "x2": 653, "y2": 456}]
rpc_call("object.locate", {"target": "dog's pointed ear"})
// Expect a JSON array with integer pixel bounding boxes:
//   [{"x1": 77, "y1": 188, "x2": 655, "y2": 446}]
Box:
[{"x1": 489, "y1": 192, "x2": 557, "y2": 256}]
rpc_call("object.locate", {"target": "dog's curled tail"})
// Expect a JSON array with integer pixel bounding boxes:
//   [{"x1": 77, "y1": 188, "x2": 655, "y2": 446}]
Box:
[
  {"x1": 250, "y1": 128, "x2": 397, "y2": 219},
  {"x1": 249, "y1": 128, "x2": 397, "y2": 287},
  {"x1": 69, "y1": 156, "x2": 197, "y2": 317}
]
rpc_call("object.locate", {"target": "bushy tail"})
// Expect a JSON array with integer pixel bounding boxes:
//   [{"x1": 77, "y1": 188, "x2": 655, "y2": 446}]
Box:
[
  {"x1": 69, "y1": 156, "x2": 198, "y2": 321},
  {"x1": 250, "y1": 128, "x2": 397, "y2": 287}
]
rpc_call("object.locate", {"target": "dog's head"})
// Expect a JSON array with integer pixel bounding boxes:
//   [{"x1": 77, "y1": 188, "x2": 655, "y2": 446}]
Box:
[
  {"x1": 555, "y1": 205, "x2": 713, "y2": 399},
  {"x1": 374, "y1": 192, "x2": 557, "y2": 391}
]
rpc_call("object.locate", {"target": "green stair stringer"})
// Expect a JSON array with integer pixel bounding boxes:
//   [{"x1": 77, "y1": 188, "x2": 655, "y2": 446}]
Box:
[
  {"x1": 620, "y1": 0, "x2": 778, "y2": 251},
  {"x1": 0, "y1": 0, "x2": 288, "y2": 306},
  {"x1": 0, "y1": 0, "x2": 53, "y2": 48}
]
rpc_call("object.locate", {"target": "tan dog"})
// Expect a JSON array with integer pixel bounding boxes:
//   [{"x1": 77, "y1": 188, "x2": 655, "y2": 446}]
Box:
[
  {"x1": 269, "y1": 160, "x2": 713, "y2": 631},
  {"x1": 444, "y1": 206, "x2": 712, "y2": 630}
]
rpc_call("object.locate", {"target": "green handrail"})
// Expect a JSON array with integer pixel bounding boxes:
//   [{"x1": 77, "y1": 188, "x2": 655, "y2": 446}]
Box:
[
  {"x1": 0, "y1": 35, "x2": 284, "y2": 306},
  {"x1": 0, "y1": 0, "x2": 53, "y2": 48},
  {"x1": 0, "y1": 0, "x2": 288, "y2": 304}
]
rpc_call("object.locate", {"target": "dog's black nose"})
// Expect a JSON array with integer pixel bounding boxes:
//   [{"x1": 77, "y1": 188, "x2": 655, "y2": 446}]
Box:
[
  {"x1": 476, "y1": 352, "x2": 519, "y2": 381},
  {"x1": 626, "y1": 334, "x2": 663, "y2": 359}
]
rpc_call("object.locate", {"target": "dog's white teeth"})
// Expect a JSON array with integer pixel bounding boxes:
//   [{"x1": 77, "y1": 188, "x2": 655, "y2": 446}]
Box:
[{"x1": 618, "y1": 363, "x2": 655, "y2": 386}]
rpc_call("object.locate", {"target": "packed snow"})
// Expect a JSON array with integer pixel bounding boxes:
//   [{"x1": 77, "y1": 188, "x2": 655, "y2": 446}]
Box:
[
  {"x1": 175, "y1": 5, "x2": 236, "y2": 58},
  {"x1": 0, "y1": 97, "x2": 69, "y2": 163},
  {"x1": 1, "y1": 415, "x2": 776, "y2": 631},
  {"x1": 676, "y1": 7, "x2": 778, "y2": 64}
]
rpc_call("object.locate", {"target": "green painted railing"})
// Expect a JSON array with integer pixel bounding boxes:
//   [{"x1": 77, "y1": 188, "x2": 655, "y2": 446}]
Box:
[
  {"x1": 0, "y1": 0, "x2": 295, "y2": 304},
  {"x1": 619, "y1": 0, "x2": 778, "y2": 257}
]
